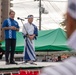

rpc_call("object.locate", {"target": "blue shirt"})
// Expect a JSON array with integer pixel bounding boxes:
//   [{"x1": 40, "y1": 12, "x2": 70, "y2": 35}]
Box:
[{"x1": 2, "y1": 18, "x2": 20, "y2": 39}]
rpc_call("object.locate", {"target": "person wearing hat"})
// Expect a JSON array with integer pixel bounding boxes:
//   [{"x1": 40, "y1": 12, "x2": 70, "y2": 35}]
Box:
[
  {"x1": 40, "y1": 0, "x2": 76, "y2": 75},
  {"x1": 22, "y1": 15, "x2": 38, "y2": 64},
  {"x1": 0, "y1": 43, "x2": 5, "y2": 59}
]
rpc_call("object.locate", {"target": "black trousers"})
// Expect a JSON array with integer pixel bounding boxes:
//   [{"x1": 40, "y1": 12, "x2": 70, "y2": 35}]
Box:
[{"x1": 5, "y1": 39, "x2": 16, "y2": 62}]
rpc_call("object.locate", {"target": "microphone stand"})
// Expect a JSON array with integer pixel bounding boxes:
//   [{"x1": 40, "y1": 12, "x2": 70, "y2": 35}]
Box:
[
  {"x1": 20, "y1": 19, "x2": 24, "y2": 26},
  {"x1": 18, "y1": 19, "x2": 34, "y2": 65},
  {"x1": 17, "y1": 19, "x2": 27, "y2": 64}
]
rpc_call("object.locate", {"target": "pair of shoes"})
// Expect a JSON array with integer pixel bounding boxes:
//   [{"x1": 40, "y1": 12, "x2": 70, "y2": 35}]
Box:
[
  {"x1": 28, "y1": 61, "x2": 37, "y2": 65},
  {"x1": 24, "y1": 60, "x2": 28, "y2": 63},
  {"x1": 30, "y1": 62, "x2": 37, "y2": 65},
  {"x1": 6, "y1": 62, "x2": 10, "y2": 65},
  {"x1": 10, "y1": 61, "x2": 18, "y2": 65}
]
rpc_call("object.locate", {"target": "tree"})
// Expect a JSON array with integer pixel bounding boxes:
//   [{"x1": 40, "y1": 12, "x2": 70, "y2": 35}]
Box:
[
  {"x1": 59, "y1": 13, "x2": 67, "y2": 31},
  {"x1": 60, "y1": 19, "x2": 66, "y2": 30}
]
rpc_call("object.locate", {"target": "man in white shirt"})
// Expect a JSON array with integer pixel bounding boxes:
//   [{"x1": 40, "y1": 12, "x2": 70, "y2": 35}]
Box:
[
  {"x1": 40, "y1": 0, "x2": 76, "y2": 75},
  {"x1": 22, "y1": 15, "x2": 38, "y2": 64}
]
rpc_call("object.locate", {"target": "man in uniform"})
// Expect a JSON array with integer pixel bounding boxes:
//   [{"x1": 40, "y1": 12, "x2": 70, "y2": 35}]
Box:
[{"x1": 22, "y1": 15, "x2": 38, "y2": 64}]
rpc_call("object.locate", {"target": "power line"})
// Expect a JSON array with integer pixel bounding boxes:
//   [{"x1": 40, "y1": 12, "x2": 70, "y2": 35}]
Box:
[
  {"x1": 48, "y1": 0, "x2": 61, "y2": 14},
  {"x1": 42, "y1": 0, "x2": 59, "y2": 25},
  {"x1": 48, "y1": 0, "x2": 67, "y2": 2},
  {"x1": 12, "y1": 1, "x2": 34, "y2": 4},
  {"x1": 47, "y1": 0, "x2": 64, "y2": 22},
  {"x1": 51, "y1": 2, "x2": 64, "y2": 14},
  {"x1": 12, "y1": 5, "x2": 30, "y2": 15}
]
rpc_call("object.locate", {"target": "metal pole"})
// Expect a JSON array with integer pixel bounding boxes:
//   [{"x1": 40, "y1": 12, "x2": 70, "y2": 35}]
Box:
[{"x1": 39, "y1": 0, "x2": 41, "y2": 30}]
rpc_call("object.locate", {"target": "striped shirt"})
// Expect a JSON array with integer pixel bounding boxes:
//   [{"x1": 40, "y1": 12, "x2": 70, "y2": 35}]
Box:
[{"x1": 40, "y1": 57, "x2": 76, "y2": 75}]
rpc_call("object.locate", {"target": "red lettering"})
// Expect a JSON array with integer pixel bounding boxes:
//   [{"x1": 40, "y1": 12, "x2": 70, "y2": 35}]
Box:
[
  {"x1": 19, "y1": 70, "x2": 40, "y2": 75},
  {"x1": 34, "y1": 71, "x2": 39, "y2": 75},
  {"x1": 20, "y1": 70, "x2": 26, "y2": 75},
  {"x1": 26, "y1": 71, "x2": 33, "y2": 75}
]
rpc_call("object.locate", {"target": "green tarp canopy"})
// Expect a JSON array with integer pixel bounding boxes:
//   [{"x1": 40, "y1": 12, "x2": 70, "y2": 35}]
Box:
[{"x1": 1, "y1": 28, "x2": 70, "y2": 52}]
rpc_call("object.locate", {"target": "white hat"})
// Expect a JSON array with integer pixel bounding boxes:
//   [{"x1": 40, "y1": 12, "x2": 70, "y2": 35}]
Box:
[
  {"x1": 68, "y1": 0, "x2": 76, "y2": 19},
  {"x1": 27, "y1": 15, "x2": 33, "y2": 18}
]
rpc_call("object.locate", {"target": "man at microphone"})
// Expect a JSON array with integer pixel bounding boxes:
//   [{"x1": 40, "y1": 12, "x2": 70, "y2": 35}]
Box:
[
  {"x1": 2, "y1": 10, "x2": 20, "y2": 65},
  {"x1": 22, "y1": 15, "x2": 38, "y2": 64}
]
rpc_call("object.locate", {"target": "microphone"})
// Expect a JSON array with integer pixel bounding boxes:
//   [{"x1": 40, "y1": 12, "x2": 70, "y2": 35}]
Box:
[{"x1": 17, "y1": 17, "x2": 24, "y2": 21}]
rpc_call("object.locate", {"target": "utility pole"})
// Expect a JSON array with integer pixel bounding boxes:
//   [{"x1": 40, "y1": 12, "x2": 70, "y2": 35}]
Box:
[
  {"x1": 39, "y1": 0, "x2": 41, "y2": 30},
  {"x1": 1, "y1": 0, "x2": 11, "y2": 41}
]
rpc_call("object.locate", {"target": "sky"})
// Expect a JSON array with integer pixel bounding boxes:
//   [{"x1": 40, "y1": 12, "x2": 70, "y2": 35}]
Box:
[{"x1": 11, "y1": 0, "x2": 68, "y2": 31}]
